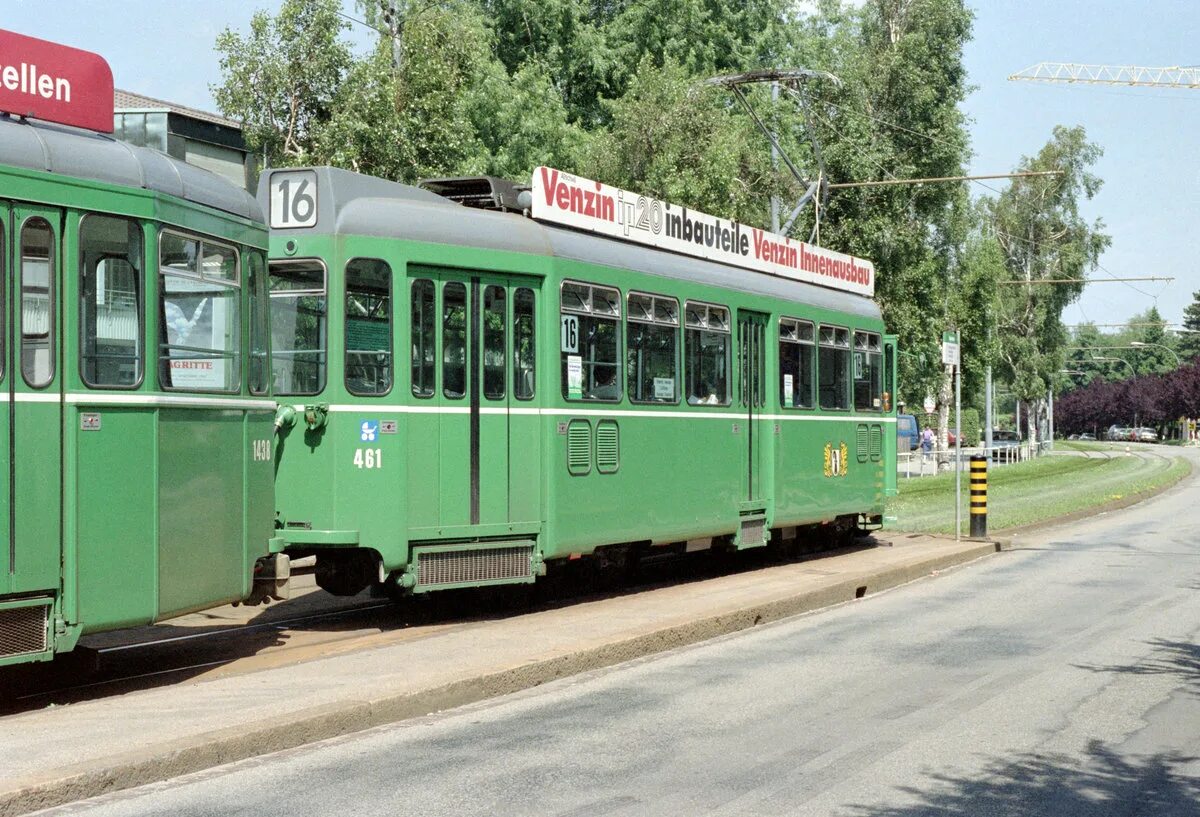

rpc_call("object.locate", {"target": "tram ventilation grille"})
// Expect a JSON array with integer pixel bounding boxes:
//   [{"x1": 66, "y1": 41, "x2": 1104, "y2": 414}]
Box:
[
  {"x1": 869, "y1": 425, "x2": 883, "y2": 461},
  {"x1": 0, "y1": 602, "x2": 49, "y2": 659},
  {"x1": 567, "y1": 420, "x2": 591, "y2": 475},
  {"x1": 596, "y1": 421, "x2": 620, "y2": 473},
  {"x1": 416, "y1": 545, "x2": 533, "y2": 588},
  {"x1": 856, "y1": 424, "x2": 869, "y2": 463}
]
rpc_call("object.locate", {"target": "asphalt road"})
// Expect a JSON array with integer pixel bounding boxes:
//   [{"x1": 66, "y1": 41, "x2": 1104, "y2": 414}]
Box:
[{"x1": 38, "y1": 448, "x2": 1200, "y2": 816}]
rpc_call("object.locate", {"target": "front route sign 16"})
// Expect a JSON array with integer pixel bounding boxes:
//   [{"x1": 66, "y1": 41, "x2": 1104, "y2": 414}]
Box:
[{"x1": 942, "y1": 330, "x2": 961, "y2": 368}]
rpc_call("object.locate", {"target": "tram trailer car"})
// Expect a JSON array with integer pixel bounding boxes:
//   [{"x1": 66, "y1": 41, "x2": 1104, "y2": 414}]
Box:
[
  {"x1": 0, "y1": 38, "x2": 287, "y2": 666},
  {"x1": 263, "y1": 167, "x2": 897, "y2": 598}
]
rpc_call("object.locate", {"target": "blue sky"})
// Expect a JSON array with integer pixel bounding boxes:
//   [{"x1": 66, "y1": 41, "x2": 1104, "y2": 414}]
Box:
[{"x1": 7, "y1": 0, "x2": 1198, "y2": 327}]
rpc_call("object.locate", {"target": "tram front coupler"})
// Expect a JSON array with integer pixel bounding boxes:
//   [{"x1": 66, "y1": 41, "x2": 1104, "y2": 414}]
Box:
[
  {"x1": 303, "y1": 403, "x2": 329, "y2": 430},
  {"x1": 273, "y1": 404, "x2": 298, "y2": 436},
  {"x1": 243, "y1": 553, "x2": 292, "y2": 605}
]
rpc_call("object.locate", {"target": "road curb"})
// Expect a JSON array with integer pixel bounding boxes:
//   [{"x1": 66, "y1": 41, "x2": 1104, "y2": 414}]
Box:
[{"x1": 1, "y1": 540, "x2": 1000, "y2": 816}]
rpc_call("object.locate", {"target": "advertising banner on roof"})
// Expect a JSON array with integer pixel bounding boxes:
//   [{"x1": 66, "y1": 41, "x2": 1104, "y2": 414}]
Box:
[
  {"x1": 0, "y1": 29, "x2": 114, "y2": 133},
  {"x1": 530, "y1": 166, "x2": 875, "y2": 298}
]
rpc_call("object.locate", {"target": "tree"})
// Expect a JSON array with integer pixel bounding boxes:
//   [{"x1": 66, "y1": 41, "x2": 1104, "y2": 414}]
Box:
[
  {"x1": 1178, "y1": 290, "x2": 1200, "y2": 364},
  {"x1": 468, "y1": 59, "x2": 590, "y2": 180},
  {"x1": 583, "y1": 57, "x2": 769, "y2": 221},
  {"x1": 1066, "y1": 323, "x2": 1111, "y2": 386},
  {"x1": 789, "y1": 0, "x2": 975, "y2": 414},
  {"x1": 212, "y1": 0, "x2": 352, "y2": 167},
  {"x1": 1131, "y1": 306, "x2": 1177, "y2": 375},
  {"x1": 316, "y1": 2, "x2": 497, "y2": 182},
  {"x1": 1057, "y1": 361, "x2": 1200, "y2": 437},
  {"x1": 474, "y1": 0, "x2": 617, "y2": 126},
  {"x1": 986, "y1": 125, "x2": 1111, "y2": 443}
]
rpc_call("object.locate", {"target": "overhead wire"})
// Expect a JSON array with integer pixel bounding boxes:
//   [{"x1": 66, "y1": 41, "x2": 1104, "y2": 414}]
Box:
[{"x1": 802, "y1": 89, "x2": 1163, "y2": 301}]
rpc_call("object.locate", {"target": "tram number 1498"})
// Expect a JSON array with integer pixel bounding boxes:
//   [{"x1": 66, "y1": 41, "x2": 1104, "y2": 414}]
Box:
[{"x1": 353, "y1": 448, "x2": 383, "y2": 469}]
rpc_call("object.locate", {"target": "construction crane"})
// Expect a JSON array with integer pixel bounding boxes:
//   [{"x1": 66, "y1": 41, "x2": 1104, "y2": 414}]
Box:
[{"x1": 1009, "y1": 63, "x2": 1200, "y2": 88}]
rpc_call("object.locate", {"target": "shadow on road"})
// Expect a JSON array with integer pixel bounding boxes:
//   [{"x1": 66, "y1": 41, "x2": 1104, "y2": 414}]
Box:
[
  {"x1": 846, "y1": 741, "x2": 1200, "y2": 816},
  {"x1": 1075, "y1": 638, "x2": 1200, "y2": 695}
]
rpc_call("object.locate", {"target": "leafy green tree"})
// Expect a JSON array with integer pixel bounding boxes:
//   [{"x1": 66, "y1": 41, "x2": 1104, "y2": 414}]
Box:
[
  {"x1": 317, "y1": 2, "x2": 497, "y2": 181},
  {"x1": 790, "y1": 0, "x2": 975, "y2": 411},
  {"x1": 1066, "y1": 323, "x2": 1112, "y2": 386},
  {"x1": 212, "y1": 0, "x2": 352, "y2": 166},
  {"x1": 987, "y1": 125, "x2": 1111, "y2": 442},
  {"x1": 467, "y1": 59, "x2": 590, "y2": 179},
  {"x1": 1128, "y1": 306, "x2": 1177, "y2": 375},
  {"x1": 605, "y1": 0, "x2": 793, "y2": 82},
  {"x1": 952, "y1": 227, "x2": 1003, "y2": 406},
  {"x1": 474, "y1": 0, "x2": 617, "y2": 125},
  {"x1": 584, "y1": 57, "x2": 770, "y2": 222},
  {"x1": 1180, "y1": 291, "x2": 1200, "y2": 364}
]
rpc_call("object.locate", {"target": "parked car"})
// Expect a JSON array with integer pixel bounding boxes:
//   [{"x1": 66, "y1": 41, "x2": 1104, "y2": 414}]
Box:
[
  {"x1": 1106, "y1": 425, "x2": 1133, "y2": 442},
  {"x1": 897, "y1": 413, "x2": 919, "y2": 452},
  {"x1": 1079, "y1": 433, "x2": 1096, "y2": 441},
  {"x1": 1068, "y1": 433, "x2": 1079, "y2": 440},
  {"x1": 984, "y1": 427, "x2": 1022, "y2": 458},
  {"x1": 1135, "y1": 427, "x2": 1159, "y2": 443},
  {"x1": 990, "y1": 429, "x2": 1021, "y2": 460}
]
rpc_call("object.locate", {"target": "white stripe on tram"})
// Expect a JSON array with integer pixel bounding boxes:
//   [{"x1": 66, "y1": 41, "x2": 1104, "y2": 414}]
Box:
[
  {"x1": 0, "y1": 392, "x2": 898, "y2": 422},
  {"x1": 66, "y1": 394, "x2": 276, "y2": 410},
  {"x1": 320, "y1": 403, "x2": 896, "y2": 423},
  {"x1": 0, "y1": 393, "x2": 275, "y2": 410}
]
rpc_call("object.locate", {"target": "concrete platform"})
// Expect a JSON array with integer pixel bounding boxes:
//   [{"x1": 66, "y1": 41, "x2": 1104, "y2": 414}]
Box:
[{"x1": 0, "y1": 534, "x2": 1001, "y2": 816}]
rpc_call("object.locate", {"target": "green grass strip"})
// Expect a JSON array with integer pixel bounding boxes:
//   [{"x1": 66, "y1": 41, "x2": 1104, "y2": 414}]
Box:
[{"x1": 886, "y1": 450, "x2": 1190, "y2": 535}]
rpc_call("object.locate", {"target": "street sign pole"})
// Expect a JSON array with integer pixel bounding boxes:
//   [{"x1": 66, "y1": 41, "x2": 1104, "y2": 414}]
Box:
[
  {"x1": 955, "y1": 362, "x2": 962, "y2": 541},
  {"x1": 943, "y1": 331, "x2": 962, "y2": 542}
]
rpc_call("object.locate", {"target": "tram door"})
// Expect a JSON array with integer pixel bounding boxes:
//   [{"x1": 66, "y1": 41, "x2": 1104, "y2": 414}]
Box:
[
  {"x1": 412, "y1": 270, "x2": 539, "y2": 530},
  {"x1": 2, "y1": 205, "x2": 64, "y2": 597},
  {"x1": 738, "y1": 310, "x2": 768, "y2": 502}
]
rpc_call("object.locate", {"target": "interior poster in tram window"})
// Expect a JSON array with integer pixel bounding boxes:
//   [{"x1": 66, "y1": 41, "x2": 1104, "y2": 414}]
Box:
[{"x1": 163, "y1": 274, "x2": 230, "y2": 390}]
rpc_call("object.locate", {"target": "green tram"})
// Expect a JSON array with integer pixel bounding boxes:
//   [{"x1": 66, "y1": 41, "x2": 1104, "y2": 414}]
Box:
[
  {"x1": 0, "y1": 116, "x2": 284, "y2": 666},
  {"x1": 264, "y1": 167, "x2": 897, "y2": 597}
]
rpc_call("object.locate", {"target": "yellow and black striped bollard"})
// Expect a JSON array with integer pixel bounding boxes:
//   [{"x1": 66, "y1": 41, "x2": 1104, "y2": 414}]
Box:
[{"x1": 969, "y1": 454, "x2": 987, "y2": 537}]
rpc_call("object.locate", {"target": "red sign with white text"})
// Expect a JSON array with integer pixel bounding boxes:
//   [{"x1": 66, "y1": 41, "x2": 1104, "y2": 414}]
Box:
[
  {"x1": 0, "y1": 29, "x2": 113, "y2": 133},
  {"x1": 531, "y1": 167, "x2": 876, "y2": 297}
]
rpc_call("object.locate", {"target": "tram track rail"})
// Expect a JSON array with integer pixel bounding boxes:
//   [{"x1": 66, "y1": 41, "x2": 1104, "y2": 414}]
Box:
[{"x1": 1, "y1": 539, "x2": 858, "y2": 715}]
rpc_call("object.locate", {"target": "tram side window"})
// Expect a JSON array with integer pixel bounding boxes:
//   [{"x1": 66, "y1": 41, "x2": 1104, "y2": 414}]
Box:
[
  {"x1": 483, "y1": 285, "x2": 506, "y2": 399},
  {"x1": 853, "y1": 331, "x2": 883, "y2": 411},
  {"x1": 685, "y1": 302, "x2": 730, "y2": 406},
  {"x1": 247, "y1": 252, "x2": 270, "y2": 395},
  {"x1": 627, "y1": 292, "x2": 678, "y2": 404},
  {"x1": 159, "y1": 232, "x2": 240, "y2": 392},
  {"x1": 560, "y1": 281, "x2": 620, "y2": 401},
  {"x1": 818, "y1": 324, "x2": 851, "y2": 410},
  {"x1": 513, "y1": 287, "x2": 535, "y2": 400},
  {"x1": 884, "y1": 340, "x2": 895, "y2": 411},
  {"x1": 21, "y1": 218, "x2": 55, "y2": 388},
  {"x1": 79, "y1": 215, "x2": 144, "y2": 388},
  {"x1": 411, "y1": 279, "x2": 436, "y2": 398},
  {"x1": 779, "y1": 317, "x2": 814, "y2": 409},
  {"x1": 345, "y1": 258, "x2": 393, "y2": 396},
  {"x1": 269, "y1": 260, "x2": 326, "y2": 396},
  {"x1": 443, "y1": 282, "x2": 467, "y2": 399}
]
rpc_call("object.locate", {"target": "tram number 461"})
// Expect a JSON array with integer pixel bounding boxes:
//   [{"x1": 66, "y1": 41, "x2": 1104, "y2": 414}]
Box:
[{"x1": 353, "y1": 448, "x2": 383, "y2": 469}]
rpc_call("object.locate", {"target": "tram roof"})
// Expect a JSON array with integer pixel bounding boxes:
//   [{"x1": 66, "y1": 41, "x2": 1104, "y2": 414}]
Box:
[
  {"x1": 0, "y1": 116, "x2": 262, "y2": 222},
  {"x1": 269, "y1": 167, "x2": 881, "y2": 321}
]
